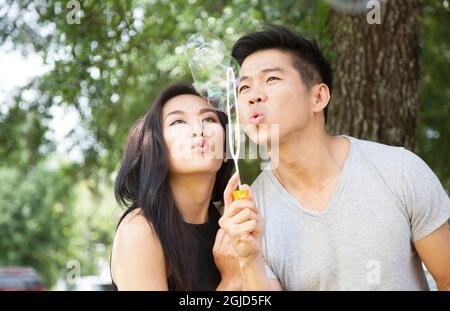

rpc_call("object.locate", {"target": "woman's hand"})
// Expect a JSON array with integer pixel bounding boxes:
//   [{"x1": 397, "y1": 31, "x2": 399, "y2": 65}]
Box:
[
  {"x1": 219, "y1": 172, "x2": 265, "y2": 264},
  {"x1": 213, "y1": 228, "x2": 242, "y2": 290}
]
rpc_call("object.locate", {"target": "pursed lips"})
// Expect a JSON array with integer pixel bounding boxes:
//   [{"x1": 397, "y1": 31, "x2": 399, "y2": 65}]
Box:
[
  {"x1": 192, "y1": 138, "x2": 207, "y2": 153},
  {"x1": 249, "y1": 111, "x2": 266, "y2": 125}
]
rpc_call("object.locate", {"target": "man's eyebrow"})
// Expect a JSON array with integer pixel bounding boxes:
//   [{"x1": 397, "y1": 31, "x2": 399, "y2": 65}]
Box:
[
  {"x1": 261, "y1": 67, "x2": 284, "y2": 74},
  {"x1": 238, "y1": 67, "x2": 285, "y2": 84}
]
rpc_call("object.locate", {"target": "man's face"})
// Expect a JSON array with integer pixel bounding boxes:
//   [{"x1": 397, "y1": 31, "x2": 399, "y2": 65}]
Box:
[{"x1": 237, "y1": 49, "x2": 315, "y2": 146}]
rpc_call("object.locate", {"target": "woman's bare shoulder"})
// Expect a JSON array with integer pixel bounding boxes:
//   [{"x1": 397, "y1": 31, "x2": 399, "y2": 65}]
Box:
[
  {"x1": 114, "y1": 208, "x2": 161, "y2": 254},
  {"x1": 111, "y1": 208, "x2": 168, "y2": 290}
]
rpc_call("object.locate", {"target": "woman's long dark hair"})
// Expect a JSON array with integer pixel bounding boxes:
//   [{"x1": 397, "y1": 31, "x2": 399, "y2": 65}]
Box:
[{"x1": 114, "y1": 82, "x2": 233, "y2": 290}]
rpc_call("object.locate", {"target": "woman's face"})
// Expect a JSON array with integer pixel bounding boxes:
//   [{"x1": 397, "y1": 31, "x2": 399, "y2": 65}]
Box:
[{"x1": 162, "y1": 94, "x2": 225, "y2": 175}]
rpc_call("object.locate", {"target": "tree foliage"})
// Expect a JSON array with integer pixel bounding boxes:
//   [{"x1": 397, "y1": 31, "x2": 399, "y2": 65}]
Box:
[{"x1": 0, "y1": 0, "x2": 448, "y2": 288}]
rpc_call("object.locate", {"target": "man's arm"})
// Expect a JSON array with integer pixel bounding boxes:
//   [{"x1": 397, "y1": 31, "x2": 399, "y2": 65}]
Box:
[
  {"x1": 220, "y1": 172, "x2": 283, "y2": 291},
  {"x1": 414, "y1": 221, "x2": 450, "y2": 291},
  {"x1": 239, "y1": 255, "x2": 282, "y2": 290},
  {"x1": 239, "y1": 255, "x2": 270, "y2": 290},
  {"x1": 401, "y1": 150, "x2": 450, "y2": 290}
]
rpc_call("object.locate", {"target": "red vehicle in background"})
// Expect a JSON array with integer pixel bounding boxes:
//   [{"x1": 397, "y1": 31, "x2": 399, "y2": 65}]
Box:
[{"x1": 0, "y1": 267, "x2": 45, "y2": 291}]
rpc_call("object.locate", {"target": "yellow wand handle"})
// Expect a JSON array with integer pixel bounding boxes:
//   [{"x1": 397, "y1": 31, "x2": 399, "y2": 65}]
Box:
[{"x1": 232, "y1": 189, "x2": 249, "y2": 201}]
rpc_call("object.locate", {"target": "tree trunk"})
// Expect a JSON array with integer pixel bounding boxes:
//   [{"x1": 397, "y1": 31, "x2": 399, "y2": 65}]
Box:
[{"x1": 327, "y1": 0, "x2": 421, "y2": 150}]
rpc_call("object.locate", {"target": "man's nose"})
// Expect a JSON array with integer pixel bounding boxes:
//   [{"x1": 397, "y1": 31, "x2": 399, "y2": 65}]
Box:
[{"x1": 248, "y1": 90, "x2": 267, "y2": 105}]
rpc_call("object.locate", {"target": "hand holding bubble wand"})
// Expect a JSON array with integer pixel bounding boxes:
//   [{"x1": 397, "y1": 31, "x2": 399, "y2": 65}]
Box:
[{"x1": 185, "y1": 33, "x2": 248, "y2": 201}]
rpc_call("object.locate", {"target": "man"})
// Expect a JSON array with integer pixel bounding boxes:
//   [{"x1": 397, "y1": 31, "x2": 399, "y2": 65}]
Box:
[{"x1": 219, "y1": 25, "x2": 450, "y2": 290}]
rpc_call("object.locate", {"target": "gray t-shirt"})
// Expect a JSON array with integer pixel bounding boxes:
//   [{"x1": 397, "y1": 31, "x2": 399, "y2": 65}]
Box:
[{"x1": 251, "y1": 136, "x2": 450, "y2": 290}]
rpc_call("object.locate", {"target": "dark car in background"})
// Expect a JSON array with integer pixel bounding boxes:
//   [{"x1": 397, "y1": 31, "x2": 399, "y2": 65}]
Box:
[{"x1": 0, "y1": 267, "x2": 45, "y2": 291}]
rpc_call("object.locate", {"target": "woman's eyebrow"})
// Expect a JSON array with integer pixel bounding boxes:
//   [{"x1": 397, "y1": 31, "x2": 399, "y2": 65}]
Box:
[
  {"x1": 164, "y1": 110, "x2": 184, "y2": 120},
  {"x1": 199, "y1": 108, "x2": 218, "y2": 115}
]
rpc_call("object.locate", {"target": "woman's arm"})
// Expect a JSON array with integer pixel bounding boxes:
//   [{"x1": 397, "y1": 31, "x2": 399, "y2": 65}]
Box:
[
  {"x1": 111, "y1": 209, "x2": 168, "y2": 290},
  {"x1": 213, "y1": 228, "x2": 242, "y2": 291}
]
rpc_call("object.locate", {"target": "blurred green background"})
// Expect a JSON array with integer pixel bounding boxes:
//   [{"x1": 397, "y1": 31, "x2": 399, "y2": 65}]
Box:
[{"x1": 0, "y1": 0, "x2": 448, "y2": 289}]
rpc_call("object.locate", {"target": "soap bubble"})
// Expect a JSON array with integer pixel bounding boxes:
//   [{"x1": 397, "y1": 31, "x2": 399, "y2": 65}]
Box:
[
  {"x1": 184, "y1": 32, "x2": 239, "y2": 111},
  {"x1": 185, "y1": 32, "x2": 243, "y2": 185}
]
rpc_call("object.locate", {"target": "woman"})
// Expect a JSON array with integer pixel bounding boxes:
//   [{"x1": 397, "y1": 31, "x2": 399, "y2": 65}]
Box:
[{"x1": 111, "y1": 83, "x2": 240, "y2": 290}]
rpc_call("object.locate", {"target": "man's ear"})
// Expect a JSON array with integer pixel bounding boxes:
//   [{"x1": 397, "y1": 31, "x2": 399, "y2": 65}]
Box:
[{"x1": 311, "y1": 83, "x2": 331, "y2": 114}]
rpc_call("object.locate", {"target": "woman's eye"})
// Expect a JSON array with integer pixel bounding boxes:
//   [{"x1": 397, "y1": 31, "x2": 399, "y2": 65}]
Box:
[
  {"x1": 169, "y1": 120, "x2": 185, "y2": 126},
  {"x1": 267, "y1": 76, "x2": 279, "y2": 83},
  {"x1": 203, "y1": 117, "x2": 217, "y2": 123}
]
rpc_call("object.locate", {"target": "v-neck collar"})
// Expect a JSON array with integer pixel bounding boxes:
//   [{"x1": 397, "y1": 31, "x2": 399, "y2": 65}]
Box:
[{"x1": 265, "y1": 135, "x2": 355, "y2": 219}]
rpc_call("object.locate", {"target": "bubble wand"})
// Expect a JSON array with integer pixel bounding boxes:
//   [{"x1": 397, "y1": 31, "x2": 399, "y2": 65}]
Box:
[
  {"x1": 225, "y1": 67, "x2": 248, "y2": 200},
  {"x1": 185, "y1": 33, "x2": 248, "y2": 200}
]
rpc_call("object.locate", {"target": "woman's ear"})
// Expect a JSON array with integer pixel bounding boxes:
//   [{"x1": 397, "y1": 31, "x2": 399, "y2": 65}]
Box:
[{"x1": 311, "y1": 83, "x2": 331, "y2": 114}]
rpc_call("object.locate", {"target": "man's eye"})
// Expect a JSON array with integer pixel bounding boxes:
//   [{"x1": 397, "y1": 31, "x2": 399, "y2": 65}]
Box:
[
  {"x1": 239, "y1": 85, "x2": 249, "y2": 93},
  {"x1": 170, "y1": 120, "x2": 185, "y2": 126},
  {"x1": 267, "y1": 76, "x2": 279, "y2": 82},
  {"x1": 203, "y1": 117, "x2": 217, "y2": 123}
]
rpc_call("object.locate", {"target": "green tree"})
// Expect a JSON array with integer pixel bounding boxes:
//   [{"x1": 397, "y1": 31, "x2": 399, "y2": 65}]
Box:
[
  {"x1": 327, "y1": 0, "x2": 421, "y2": 150},
  {"x1": 0, "y1": 0, "x2": 327, "y2": 184},
  {"x1": 0, "y1": 0, "x2": 448, "y2": 288},
  {"x1": 0, "y1": 164, "x2": 77, "y2": 287},
  {"x1": 417, "y1": 0, "x2": 450, "y2": 191}
]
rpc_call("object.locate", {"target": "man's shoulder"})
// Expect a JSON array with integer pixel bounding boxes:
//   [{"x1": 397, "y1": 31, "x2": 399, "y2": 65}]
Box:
[
  {"x1": 348, "y1": 136, "x2": 408, "y2": 171},
  {"x1": 350, "y1": 136, "x2": 406, "y2": 157},
  {"x1": 347, "y1": 136, "x2": 428, "y2": 201}
]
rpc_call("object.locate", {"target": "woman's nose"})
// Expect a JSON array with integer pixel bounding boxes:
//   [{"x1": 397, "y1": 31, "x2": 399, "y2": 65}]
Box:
[{"x1": 192, "y1": 117, "x2": 204, "y2": 137}]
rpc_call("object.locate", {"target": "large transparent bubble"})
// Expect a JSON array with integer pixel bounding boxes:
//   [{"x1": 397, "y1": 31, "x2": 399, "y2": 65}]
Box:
[
  {"x1": 184, "y1": 32, "x2": 239, "y2": 112},
  {"x1": 185, "y1": 32, "x2": 243, "y2": 187}
]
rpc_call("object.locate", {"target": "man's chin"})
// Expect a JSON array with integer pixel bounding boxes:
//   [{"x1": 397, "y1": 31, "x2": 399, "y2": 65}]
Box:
[
  {"x1": 247, "y1": 131, "x2": 271, "y2": 147},
  {"x1": 245, "y1": 125, "x2": 277, "y2": 147}
]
